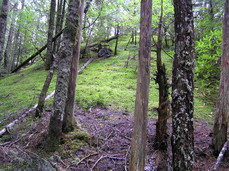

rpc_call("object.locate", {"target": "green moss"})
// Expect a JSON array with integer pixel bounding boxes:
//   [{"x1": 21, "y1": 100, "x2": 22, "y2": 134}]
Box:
[
  {"x1": 0, "y1": 35, "x2": 214, "y2": 124},
  {"x1": 58, "y1": 129, "x2": 89, "y2": 158}
]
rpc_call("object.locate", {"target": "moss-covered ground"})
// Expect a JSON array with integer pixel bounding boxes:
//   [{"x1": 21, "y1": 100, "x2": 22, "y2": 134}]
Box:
[{"x1": 0, "y1": 35, "x2": 215, "y2": 124}]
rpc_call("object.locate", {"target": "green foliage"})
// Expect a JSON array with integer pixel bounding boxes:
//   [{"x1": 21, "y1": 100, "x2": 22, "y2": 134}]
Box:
[{"x1": 195, "y1": 29, "x2": 222, "y2": 86}]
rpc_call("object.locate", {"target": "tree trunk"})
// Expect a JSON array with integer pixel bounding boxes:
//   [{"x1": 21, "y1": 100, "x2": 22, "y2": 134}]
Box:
[
  {"x1": 35, "y1": 61, "x2": 56, "y2": 117},
  {"x1": 53, "y1": 0, "x2": 66, "y2": 54},
  {"x1": 45, "y1": 0, "x2": 83, "y2": 152},
  {"x1": 114, "y1": 25, "x2": 119, "y2": 56},
  {"x1": 11, "y1": 0, "x2": 25, "y2": 71},
  {"x1": 0, "y1": 0, "x2": 9, "y2": 72},
  {"x1": 130, "y1": 0, "x2": 152, "y2": 170},
  {"x1": 62, "y1": 0, "x2": 84, "y2": 133},
  {"x1": 154, "y1": 0, "x2": 170, "y2": 152},
  {"x1": 3, "y1": 2, "x2": 17, "y2": 72},
  {"x1": 212, "y1": 0, "x2": 229, "y2": 156},
  {"x1": 45, "y1": 0, "x2": 56, "y2": 70},
  {"x1": 172, "y1": 0, "x2": 195, "y2": 170}
]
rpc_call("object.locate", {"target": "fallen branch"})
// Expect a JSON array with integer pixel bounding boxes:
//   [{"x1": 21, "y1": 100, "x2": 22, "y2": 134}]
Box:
[
  {"x1": 0, "y1": 91, "x2": 55, "y2": 137},
  {"x1": 78, "y1": 58, "x2": 94, "y2": 73},
  {"x1": 69, "y1": 152, "x2": 98, "y2": 169},
  {"x1": 12, "y1": 29, "x2": 64, "y2": 73},
  {"x1": 213, "y1": 140, "x2": 229, "y2": 171},
  {"x1": 91, "y1": 155, "x2": 107, "y2": 170},
  {"x1": 80, "y1": 35, "x2": 119, "y2": 53},
  {"x1": 1, "y1": 58, "x2": 95, "y2": 137}
]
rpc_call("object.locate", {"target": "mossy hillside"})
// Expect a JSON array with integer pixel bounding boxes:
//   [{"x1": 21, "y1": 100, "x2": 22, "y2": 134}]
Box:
[
  {"x1": 0, "y1": 35, "x2": 214, "y2": 123},
  {"x1": 0, "y1": 64, "x2": 57, "y2": 118}
]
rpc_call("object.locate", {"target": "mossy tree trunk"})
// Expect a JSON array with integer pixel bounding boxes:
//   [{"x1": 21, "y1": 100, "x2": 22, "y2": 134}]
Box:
[
  {"x1": 130, "y1": 0, "x2": 152, "y2": 170},
  {"x1": 45, "y1": 0, "x2": 56, "y2": 70},
  {"x1": 0, "y1": 0, "x2": 9, "y2": 73},
  {"x1": 62, "y1": 0, "x2": 84, "y2": 133},
  {"x1": 212, "y1": 0, "x2": 229, "y2": 156},
  {"x1": 45, "y1": 0, "x2": 83, "y2": 152},
  {"x1": 172, "y1": 0, "x2": 195, "y2": 170},
  {"x1": 154, "y1": 0, "x2": 170, "y2": 151}
]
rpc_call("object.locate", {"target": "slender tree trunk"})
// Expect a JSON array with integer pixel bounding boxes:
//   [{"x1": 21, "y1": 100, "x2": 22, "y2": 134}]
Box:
[
  {"x1": 62, "y1": 0, "x2": 84, "y2": 133},
  {"x1": 53, "y1": 0, "x2": 66, "y2": 54},
  {"x1": 45, "y1": 0, "x2": 56, "y2": 70},
  {"x1": 3, "y1": 2, "x2": 17, "y2": 72},
  {"x1": 114, "y1": 25, "x2": 119, "y2": 56},
  {"x1": 130, "y1": 0, "x2": 152, "y2": 170},
  {"x1": 154, "y1": 0, "x2": 170, "y2": 151},
  {"x1": 212, "y1": 0, "x2": 229, "y2": 156},
  {"x1": 0, "y1": 0, "x2": 9, "y2": 72},
  {"x1": 45, "y1": 0, "x2": 82, "y2": 152},
  {"x1": 11, "y1": 0, "x2": 25, "y2": 71},
  {"x1": 172, "y1": 0, "x2": 195, "y2": 170},
  {"x1": 35, "y1": 61, "x2": 56, "y2": 117}
]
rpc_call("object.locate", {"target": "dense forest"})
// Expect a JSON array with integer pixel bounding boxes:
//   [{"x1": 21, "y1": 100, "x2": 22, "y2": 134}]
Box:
[{"x1": 0, "y1": 0, "x2": 228, "y2": 170}]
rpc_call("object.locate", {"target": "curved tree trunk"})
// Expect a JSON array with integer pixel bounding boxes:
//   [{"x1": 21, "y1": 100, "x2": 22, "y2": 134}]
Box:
[
  {"x1": 0, "y1": 0, "x2": 9, "y2": 72},
  {"x1": 130, "y1": 0, "x2": 152, "y2": 170},
  {"x1": 45, "y1": 0, "x2": 83, "y2": 152},
  {"x1": 212, "y1": 0, "x2": 229, "y2": 156},
  {"x1": 172, "y1": 0, "x2": 195, "y2": 170}
]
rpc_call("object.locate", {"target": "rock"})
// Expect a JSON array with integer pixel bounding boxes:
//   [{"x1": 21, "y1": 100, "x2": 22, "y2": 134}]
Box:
[{"x1": 98, "y1": 48, "x2": 112, "y2": 58}]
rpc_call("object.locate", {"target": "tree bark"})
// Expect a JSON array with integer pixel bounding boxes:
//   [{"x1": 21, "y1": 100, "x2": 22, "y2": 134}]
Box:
[
  {"x1": 62, "y1": 0, "x2": 84, "y2": 133},
  {"x1": 130, "y1": 0, "x2": 152, "y2": 170},
  {"x1": 172, "y1": 0, "x2": 195, "y2": 170},
  {"x1": 45, "y1": 0, "x2": 82, "y2": 152},
  {"x1": 45, "y1": 0, "x2": 56, "y2": 70},
  {"x1": 0, "y1": 0, "x2": 9, "y2": 72},
  {"x1": 154, "y1": 0, "x2": 170, "y2": 151},
  {"x1": 212, "y1": 0, "x2": 229, "y2": 156}
]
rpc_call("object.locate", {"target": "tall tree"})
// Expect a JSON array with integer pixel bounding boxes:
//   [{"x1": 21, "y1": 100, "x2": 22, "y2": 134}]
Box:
[
  {"x1": 172, "y1": 0, "x2": 195, "y2": 170},
  {"x1": 130, "y1": 0, "x2": 152, "y2": 170},
  {"x1": 53, "y1": 0, "x2": 66, "y2": 54},
  {"x1": 62, "y1": 0, "x2": 84, "y2": 133},
  {"x1": 45, "y1": 0, "x2": 83, "y2": 151},
  {"x1": 212, "y1": 0, "x2": 229, "y2": 156},
  {"x1": 3, "y1": 2, "x2": 18, "y2": 72},
  {"x1": 45, "y1": 0, "x2": 56, "y2": 70},
  {"x1": 0, "y1": 0, "x2": 9, "y2": 72},
  {"x1": 11, "y1": 0, "x2": 25, "y2": 71}
]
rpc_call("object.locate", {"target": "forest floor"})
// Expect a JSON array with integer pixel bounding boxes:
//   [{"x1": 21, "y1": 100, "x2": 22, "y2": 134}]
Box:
[
  {"x1": 0, "y1": 106, "x2": 228, "y2": 171},
  {"x1": 0, "y1": 36, "x2": 224, "y2": 170}
]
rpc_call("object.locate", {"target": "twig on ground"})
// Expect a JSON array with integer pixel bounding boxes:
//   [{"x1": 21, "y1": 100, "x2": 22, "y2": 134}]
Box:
[
  {"x1": 125, "y1": 146, "x2": 131, "y2": 171},
  {"x1": 213, "y1": 140, "x2": 229, "y2": 171},
  {"x1": 91, "y1": 155, "x2": 107, "y2": 170},
  {"x1": 70, "y1": 152, "x2": 98, "y2": 169}
]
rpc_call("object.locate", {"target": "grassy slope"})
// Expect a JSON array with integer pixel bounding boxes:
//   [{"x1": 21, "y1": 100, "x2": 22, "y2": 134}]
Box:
[{"x1": 0, "y1": 36, "x2": 214, "y2": 125}]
